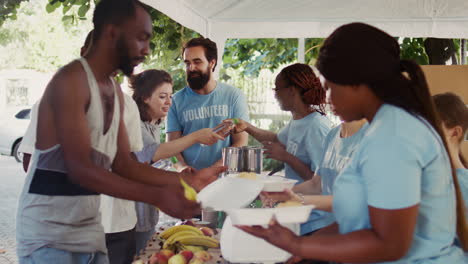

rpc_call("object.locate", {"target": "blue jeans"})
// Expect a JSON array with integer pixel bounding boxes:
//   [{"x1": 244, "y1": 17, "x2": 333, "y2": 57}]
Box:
[
  {"x1": 135, "y1": 227, "x2": 155, "y2": 254},
  {"x1": 19, "y1": 247, "x2": 109, "y2": 264}
]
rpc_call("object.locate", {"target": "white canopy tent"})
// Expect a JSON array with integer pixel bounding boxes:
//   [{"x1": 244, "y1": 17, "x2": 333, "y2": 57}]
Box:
[{"x1": 142, "y1": 0, "x2": 468, "y2": 65}]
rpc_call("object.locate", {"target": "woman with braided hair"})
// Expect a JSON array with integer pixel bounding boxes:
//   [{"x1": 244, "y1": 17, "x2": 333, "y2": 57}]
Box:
[
  {"x1": 230, "y1": 63, "x2": 331, "y2": 183},
  {"x1": 238, "y1": 23, "x2": 467, "y2": 264},
  {"x1": 229, "y1": 63, "x2": 332, "y2": 235}
]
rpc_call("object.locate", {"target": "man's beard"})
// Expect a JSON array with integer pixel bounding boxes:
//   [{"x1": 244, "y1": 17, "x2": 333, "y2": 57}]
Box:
[
  {"x1": 187, "y1": 69, "x2": 210, "y2": 90},
  {"x1": 116, "y1": 37, "x2": 142, "y2": 77}
]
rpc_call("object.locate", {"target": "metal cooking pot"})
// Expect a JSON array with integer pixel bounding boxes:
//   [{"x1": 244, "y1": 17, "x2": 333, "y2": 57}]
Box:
[{"x1": 221, "y1": 146, "x2": 263, "y2": 176}]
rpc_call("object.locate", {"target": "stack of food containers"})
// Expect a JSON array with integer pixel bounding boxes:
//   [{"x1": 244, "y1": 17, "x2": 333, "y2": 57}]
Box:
[{"x1": 197, "y1": 146, "x2": 315, "y2": 263}]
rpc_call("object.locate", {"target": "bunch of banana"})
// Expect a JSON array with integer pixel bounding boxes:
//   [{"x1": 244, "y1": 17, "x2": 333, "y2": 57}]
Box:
[
  {"x1": 160, "y1": 225, "x2": 203, "y2": 240},
  {"x1": 177, "y1": 244, "x2": 205, "y2": 253},
  {"x1": 170, "y1": 234, "x2": 219, "y2": 249},
  {"x1": 160, "y1": 225, "x2": 219, "y2": 250},
  {"x1": 163, "y1": 231, "x2": 204, "y2": 249}
]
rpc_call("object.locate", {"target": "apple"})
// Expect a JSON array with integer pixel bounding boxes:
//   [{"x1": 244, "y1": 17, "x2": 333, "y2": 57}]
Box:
[
  {"x1": 154, "y1": 249, "x2": 175, "y2": 264},
  {"x1": 188, "y1": 258, "x2": 204, "y2": 264},
  {"x1": 199, "y1": 227, "x2": 215, "y2": 237},
  {"x1": 149, "y1": 253, "x2": 159, "y2": 264},
  {"x1": 159, "y1": 249, "x2": 175, "y2": 259},
  {"x1": 179, "y1": 250, "x2": 194, "y2": 262},
  {"x1": 168, "y1": 254, "x2": 187, "y2": 264},
  {"x1": 193, "y1": 251, "x2": 211, "y2": 262}
]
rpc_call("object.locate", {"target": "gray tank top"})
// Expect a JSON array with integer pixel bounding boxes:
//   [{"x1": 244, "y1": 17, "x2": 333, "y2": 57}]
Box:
[{"x1": 16, "y1": 58, "x2": 120, "y2": 257}]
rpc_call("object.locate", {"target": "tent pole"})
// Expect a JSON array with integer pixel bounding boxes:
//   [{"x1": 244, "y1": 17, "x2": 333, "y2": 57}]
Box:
[
  {"x1": 298, "y1": 38, "x2": 305, "y2": 63},
  {"x1": 211, "y1": 36, "x2": 227, "y2": 79}
]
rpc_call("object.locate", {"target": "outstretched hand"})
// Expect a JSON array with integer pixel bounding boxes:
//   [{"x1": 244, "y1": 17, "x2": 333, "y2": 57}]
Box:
[
  {"x1": 262, "y1": 141, "x2": 288, "y2": 162},
  {"x1": 194, "y1": 128, "x2": 225, "y2": 145},
  {"x1": 189, "y1": 166, "x2": 226, "y2": 191},
  {"x1": 235, "y1": 216, "x2": 298, "y2": 253},
  {"x1": 224, "y1": 118, "x2": 248, "y2": 134},
  {"x1": 155, "y1": 184, "x2": 201, "y2": 219},
  {"x1": 260, "y1": 189, "x2": 297, "y2": 207}
]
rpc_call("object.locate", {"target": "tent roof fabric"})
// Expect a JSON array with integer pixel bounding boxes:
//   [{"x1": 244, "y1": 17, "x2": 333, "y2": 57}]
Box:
[{"x1": 142, "y1": 0, "x2": 468, "y2": 38}]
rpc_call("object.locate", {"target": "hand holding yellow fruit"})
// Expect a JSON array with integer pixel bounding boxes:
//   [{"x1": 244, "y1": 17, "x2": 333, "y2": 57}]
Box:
[{"x1": 180, "y1": 178, "x2": 197, "y2": 201}]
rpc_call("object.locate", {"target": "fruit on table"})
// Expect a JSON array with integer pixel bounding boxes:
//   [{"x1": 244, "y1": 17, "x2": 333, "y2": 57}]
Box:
[
  {"x1": 180, "y1": 178, "x2": 197, "y2": 201},
  {"x1": 188, "y1": 258, "x2": 204, "y2": 264},
  {"x1": 159, "y1": 249, "x2": 175, "y2": 259},
  {"x1": 160, "y1": 225, "x2": 203, "y2": 240},
  {"x1": 168, "y1": 254, "x2": 187, "y2": 264},
  {"x1": 150, "y1": 249, "x2": 175, "y2": 264},
  {"x1": 199, "y1": 227, "x2": 215, "y2": 237},
  {"x1": 178, "y1": 245, "x2": 205, "y2": 253},
  {"x1": 179, "y1": 250, "x2": 194, "y2": 262},
  {"x1": 193, "y1": 251, "x2": 212, "y2": 262},
  {"x1": 163, "y1": 230, "x2": 206, "y2": 249},
  {"x1": 149, "y1": 253, "x2": 159, "y2": 264},
  {"x1": 176, "y1": 235, "x2": 219, "y2": 248}
]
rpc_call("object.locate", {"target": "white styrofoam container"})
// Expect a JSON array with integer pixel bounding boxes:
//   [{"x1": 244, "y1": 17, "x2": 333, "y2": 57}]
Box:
[
  {"x1": 197, "y1": 177, "x2": 264, "y2": 210},
  {"x1": 227, "y1": 173, "x2": 298, "y2": 192},
  {"x1": 226, "y1": 205, "x2": 315, "y2": 226},
  {"x1": 220, "y1": 216, "x2": 300, "y2": 263},
  {"x1": 261, "y1": 176, "x2": 297, "y2": 192}
]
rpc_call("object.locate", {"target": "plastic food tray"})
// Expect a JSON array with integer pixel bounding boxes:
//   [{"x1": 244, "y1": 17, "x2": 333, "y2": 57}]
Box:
[
  {"x1": 197, "y1": 177, "x2": 264, "y2": 210},
  {"x1": 226, "y1": 205, "x2": 315, "y2": 226},
  {"x1": 227, "y1": 173, "x2": 298, "y2": 192}
]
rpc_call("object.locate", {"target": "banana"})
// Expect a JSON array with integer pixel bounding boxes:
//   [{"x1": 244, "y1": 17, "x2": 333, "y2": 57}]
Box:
[
  {"x1": 178, "y1": 244, "x2": 205, "y2": 252},
  {"x1": 177, "y1": 235, "x2": 219, "y2": 248},
  {"x1": 159, "y1": 225, "x2": 203, "y2": 240},
  {"x1": 163, "y1": 231, "x2": 204, "y2": 249},
  {"x1": 180, "y1": 178, "x2": 197, "y2": 201}
]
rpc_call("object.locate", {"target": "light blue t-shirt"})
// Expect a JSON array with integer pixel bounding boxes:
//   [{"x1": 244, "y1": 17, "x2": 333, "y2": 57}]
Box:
[
  {"x1": 300, "y1": 122, "x2": 369, "y2": 234},
  {"x1": 456, "y1": 168, "x2": 468, "y2": 257},
  {"x1": 333, "y1": 104, "x2": 464, "y2": 264},
  {"x1": 457, "y1": 168, "x2": 468, "y2": 219},
  {"x1": 167, "y1": 82, "x2": 249, "y2": 170},
  {"x1": 277, "y1": 112, "x2": 332, "y2": 183}
]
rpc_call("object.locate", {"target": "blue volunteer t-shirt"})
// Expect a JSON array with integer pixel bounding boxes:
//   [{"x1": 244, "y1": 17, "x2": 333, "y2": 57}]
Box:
[
  {"x1": 333, "y1": 104, "x2": 465, "y2": 264},
  {"x1": 167, "y1": 82, "x2": 249, "y2": 170},
  {"x1": 457, "y1": 168, "x2": 468, "y2": 219},
  {"x1": 277, "y1": 112, "x2": 332, "y2": 183},
  {"x1": 456, "y1": 168, "x2": 468, "y2": 257},
  {"x1": 301, "y1": 122, "x2": 368, "y2": 234}
]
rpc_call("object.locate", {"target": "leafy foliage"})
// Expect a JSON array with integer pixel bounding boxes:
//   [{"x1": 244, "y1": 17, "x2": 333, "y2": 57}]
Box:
[
  {"x1": 143, "y1": 8, "x2": 200, "y2": 91},
  {"x1": 0, "y1": 0, "x2": 92, "y2": 72},
  {"x1": 0, "y1": 0, "x2": 27, "y2": 26},
  {"x1": 223, "y1": 38, "x2": 298, "y2": 78},
  {"x1": 1, "y1": 0, "x2": 464, "y2": 80},
  {"x1": 399, "y1": 38, "x2": 429, "y2": 65}
]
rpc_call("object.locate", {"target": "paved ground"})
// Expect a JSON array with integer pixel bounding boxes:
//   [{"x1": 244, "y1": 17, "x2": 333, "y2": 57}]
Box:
[{"x1": 0, "y1": 155, "x2": 25, "y2": 264}]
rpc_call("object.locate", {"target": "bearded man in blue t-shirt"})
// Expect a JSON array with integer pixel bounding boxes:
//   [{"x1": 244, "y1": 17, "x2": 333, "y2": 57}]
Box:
[{"x1": 167, "y1": 37, "x2": 249, "y2": 170}]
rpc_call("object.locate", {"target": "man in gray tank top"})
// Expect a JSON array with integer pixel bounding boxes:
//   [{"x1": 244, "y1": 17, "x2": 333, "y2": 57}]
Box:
[{"x1": 16, "y1": 1, "x2": 225, "y2": 263}]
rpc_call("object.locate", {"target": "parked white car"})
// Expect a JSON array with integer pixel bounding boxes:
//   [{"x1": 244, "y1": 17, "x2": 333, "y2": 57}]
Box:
[{"x1": 0, "y1": 107, "x2": 31, "y2": 162}]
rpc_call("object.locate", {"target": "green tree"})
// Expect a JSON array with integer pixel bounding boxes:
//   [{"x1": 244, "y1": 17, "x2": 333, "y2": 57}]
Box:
[
  {"x1": 1, "y1": 0, "x2": 464, "y2": 80},
  {"x1": 0, "y1": 0, "x2": 92, "y2": 72},
  {"x1": 0, "y1": 0, "x2": 27, "y2": 26}
]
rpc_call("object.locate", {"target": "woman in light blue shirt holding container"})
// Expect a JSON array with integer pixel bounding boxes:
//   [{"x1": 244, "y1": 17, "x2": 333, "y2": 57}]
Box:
[
  {"x1": 239, "y1": 22, "x2": 467, "y2": 264},
  {"x1": 231, "y1": 63, "x2": 331, "y2": 184}
]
